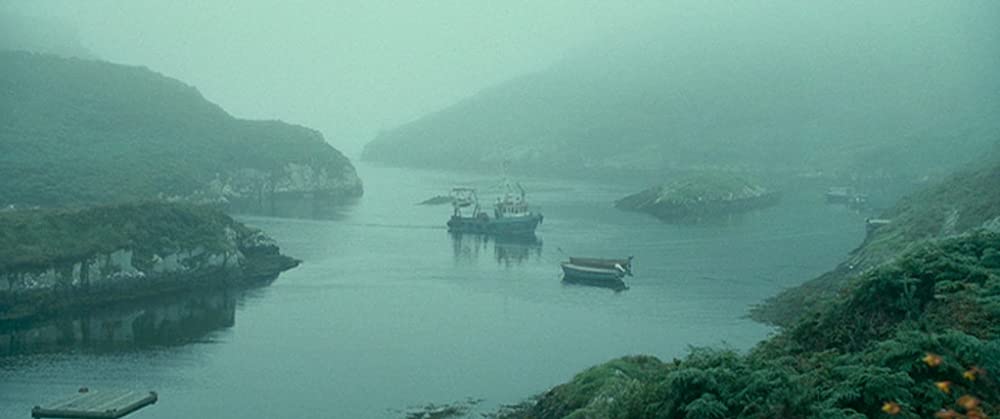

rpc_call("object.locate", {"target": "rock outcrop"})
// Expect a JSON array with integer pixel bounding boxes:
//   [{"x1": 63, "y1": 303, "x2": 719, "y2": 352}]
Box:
[
  {"x1": 0, "y1": 202, "x2": 299, "y2": 321},
  {"x1": 615, "y1": 173, "x2": 779, "y2": 221}
]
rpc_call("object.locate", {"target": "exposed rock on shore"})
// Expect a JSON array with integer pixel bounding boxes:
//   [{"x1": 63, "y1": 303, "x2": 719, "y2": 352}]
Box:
[{"x1": 0, "y1": 202, "x2": 299, "y2": 321}]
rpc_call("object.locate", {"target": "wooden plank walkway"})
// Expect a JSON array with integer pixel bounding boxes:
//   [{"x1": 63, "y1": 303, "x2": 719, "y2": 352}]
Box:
[{"x1": 32, "y1": 389, "x2": 157, "y2": 418}]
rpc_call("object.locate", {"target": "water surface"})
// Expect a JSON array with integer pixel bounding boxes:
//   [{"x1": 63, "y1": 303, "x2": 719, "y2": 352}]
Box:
[{"x1": 1, "y1": 164, "x2": 866, "y2": 418}]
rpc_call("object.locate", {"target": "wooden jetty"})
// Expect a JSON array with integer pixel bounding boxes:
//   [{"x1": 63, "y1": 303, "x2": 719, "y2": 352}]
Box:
[{"x1": 32, "y1": 389, "x2": 157, "y2": 419}]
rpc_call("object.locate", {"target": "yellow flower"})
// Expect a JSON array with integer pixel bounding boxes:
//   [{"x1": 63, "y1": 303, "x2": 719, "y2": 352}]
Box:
[
  {"x1": 966, "y1": 408, "x2": 988, "y2": 419},
  {"x1": 964, "y1": 366, "x2": 985, "y2": 381},
  {"x1": 958, "y1": 395, "x2": 980, "y2": 410},
  {"x1": 923, "y1": 353, "x2": 943, "y2": 368},
  {"x1": 934, "y1": 409, "x2": 960, "y2": 419},
  {"x1": 934, "y1": 381, "x2": 951, "y2": 394},
  {"x1": 881, "y1": 401, "x2": 901, "y2": 415}
]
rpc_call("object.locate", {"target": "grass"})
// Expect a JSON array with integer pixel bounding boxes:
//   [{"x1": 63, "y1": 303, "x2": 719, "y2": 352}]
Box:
[{"x1": 0, "y1": 202, "x2": 247, "y2": 272}]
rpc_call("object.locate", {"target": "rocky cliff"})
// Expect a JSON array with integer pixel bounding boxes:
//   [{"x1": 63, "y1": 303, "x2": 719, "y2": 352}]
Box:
[
  {"x1": 0, "y1": 202, "x2": 299, "y2": 321},
  {"x1": 0, "y1": 50, "x2": 362, "y2": 209}
]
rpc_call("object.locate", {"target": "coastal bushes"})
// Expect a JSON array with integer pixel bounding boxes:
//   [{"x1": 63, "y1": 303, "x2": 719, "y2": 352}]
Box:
[
  {"x1": 503, "y1": 232, "x2": 1000, "y2": 418},
  {"x1": 753, "y1": 161, "x2": 1000, "y2": 327}
]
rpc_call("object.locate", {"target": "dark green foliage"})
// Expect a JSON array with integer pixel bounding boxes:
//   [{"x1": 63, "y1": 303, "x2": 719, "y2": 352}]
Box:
[
  {"x1": 506, "y1": 233, "x2": 1000, "y2": 418},
  {"x1": 788, "y1": 232, "x2": 999, "y2": 352},
  {"x1": 0, "y1": 201, "x2": 248, "y2": 271},
  {"x1": 0, "y1": 50, "x2": 358, "y2": 207},
  {"x1": 525, "y1": 355, "x2": 667, "y2": 419},
  {"x1": 754, "y1": 161, "x2": 1000, "y2": 326}
]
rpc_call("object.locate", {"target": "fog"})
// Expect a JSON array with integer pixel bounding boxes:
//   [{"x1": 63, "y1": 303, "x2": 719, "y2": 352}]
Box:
[
  {"x1": 7, "y1": 1, "x2": 995, "y2": 158},
  {"x1": 4, "y1": 2, "x2": 1000, "y2": 418},
  {"x1": 2, "y1": 0, "x2": 675, "y2": 156}
]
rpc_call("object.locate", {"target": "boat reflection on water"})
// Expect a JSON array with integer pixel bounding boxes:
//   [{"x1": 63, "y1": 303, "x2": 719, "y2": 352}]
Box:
[
  {"x1": 0, "y1": 289, "x2": 244, "y2": 357},
  {"x1": 449, "y1": 233, "x2": 543, "y2": 266}
]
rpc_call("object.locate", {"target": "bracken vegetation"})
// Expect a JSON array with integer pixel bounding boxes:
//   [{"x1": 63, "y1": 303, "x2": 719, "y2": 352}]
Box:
[
  {"x1": 754, "y1": 160, "x2": 1000, "y2": 326},
  {"x1": 503, "y1": 231, "x2": 1000, "y2": 418}
]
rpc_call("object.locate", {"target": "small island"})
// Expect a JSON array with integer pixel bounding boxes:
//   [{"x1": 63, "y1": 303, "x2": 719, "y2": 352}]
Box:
[
  {"x1": 0, "y1": 202, "x2": 300, "y2": 321},
  {"x1": 615, "y1": 173, "x2": 779, "y2": 221}
]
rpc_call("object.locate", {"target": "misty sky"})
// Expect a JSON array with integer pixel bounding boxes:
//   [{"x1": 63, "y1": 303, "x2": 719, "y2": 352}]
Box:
[
  {"x1": 2, "y1": 1, "x2": 676, "y2": 156},
  {"x1": 3, "y1": 1, "x2": 998, "y2": 157}
]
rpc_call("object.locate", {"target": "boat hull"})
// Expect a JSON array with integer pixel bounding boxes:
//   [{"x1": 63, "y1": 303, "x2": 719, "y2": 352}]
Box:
[
  {"x1": 560, "y1": 263, "x2": 628, "y2": 290},
  {"x1": 447, "y1": 213, "x2": 542, "y2": 236}
]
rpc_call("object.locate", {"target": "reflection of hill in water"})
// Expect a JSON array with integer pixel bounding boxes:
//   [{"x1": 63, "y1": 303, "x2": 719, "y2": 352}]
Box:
[
  {"x1": 0, "y1": 289, "x2": 243, "y2": 356},
  {"x1": 227, "y1": 195, "x2": 359, "y2": 220},
  {"x1": 450, "y1": 233, "x2": 543, "y2": 266}
]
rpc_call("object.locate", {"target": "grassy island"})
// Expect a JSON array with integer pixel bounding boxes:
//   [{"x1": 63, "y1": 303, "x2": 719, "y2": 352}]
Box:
[{"x1": 615, "y1": 173, "x2": 779, "y2": 221}]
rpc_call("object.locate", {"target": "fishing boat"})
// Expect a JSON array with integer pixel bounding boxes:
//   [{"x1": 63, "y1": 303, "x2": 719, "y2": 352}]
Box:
[
  {"x1": 446, "y1": 181, "x2": 543, "y2": 236},
  {"x1": 561, "y1": 256, "x2": 633, "y2": 290}
]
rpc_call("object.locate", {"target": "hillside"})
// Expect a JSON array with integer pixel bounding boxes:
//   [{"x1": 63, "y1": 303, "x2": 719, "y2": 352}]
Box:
[
  {"x1": 0, "y1": 50, "x2": 362, "y2": 208},
  {"x1": 753, "y1": 159, "x2": 1000, "y2": 326},
  {"x1": 500, "y1": 231, "x2": 1000, "y2": 418},
  {"x1": 363, "y1": 6, "x2": 1000, "y2": 180}
]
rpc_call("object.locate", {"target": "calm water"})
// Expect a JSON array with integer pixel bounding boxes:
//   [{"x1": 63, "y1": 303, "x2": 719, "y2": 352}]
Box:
[{"x1": 0, "y1": 164, "x2": 866, "y2": 418}]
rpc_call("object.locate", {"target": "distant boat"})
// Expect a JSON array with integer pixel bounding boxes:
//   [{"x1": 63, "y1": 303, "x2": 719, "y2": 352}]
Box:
[
  {"x1": 825, "y1": 186, "x2": 869, "y2": 210},
  {"x1": 561, "y1": 256, "x2": 633, "y2": 290},
  {"x1": 446, "y1": 181, "x2": 543, "y2": 236}
]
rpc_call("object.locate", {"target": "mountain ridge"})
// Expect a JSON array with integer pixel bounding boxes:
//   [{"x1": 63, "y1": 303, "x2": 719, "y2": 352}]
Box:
[{"x1": 0, "y1": 50, "x2": 362, "y2": 208}]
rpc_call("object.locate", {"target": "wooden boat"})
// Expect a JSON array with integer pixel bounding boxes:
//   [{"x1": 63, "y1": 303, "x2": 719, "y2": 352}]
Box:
[
  {"x1": 568, "y1": 257, "x2": 632, "y2": 271},
  {"x1": 561, "y1": 256, "x2": 632, "y2": 290}
]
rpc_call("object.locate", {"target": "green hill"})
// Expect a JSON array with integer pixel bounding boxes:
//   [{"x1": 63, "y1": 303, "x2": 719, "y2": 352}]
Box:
[
  {"x1": 753, "y1": 159, "x2": 1000, "y2": 326},
  {"x1": 363, "y1": 9, "x2": 1000, "y2": 180},
  {"x1": 500, "y1": 231, "x2": 1000, "y2": 418},
  {"x1": 0, "y1": 50, "x2": 362, "y2": 208}
]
